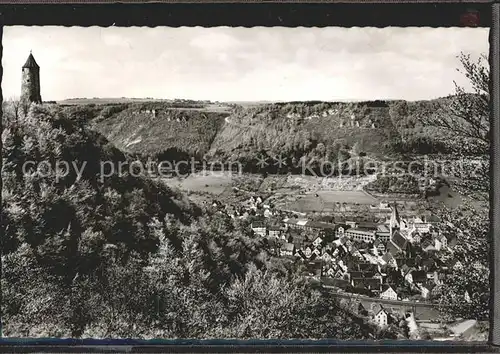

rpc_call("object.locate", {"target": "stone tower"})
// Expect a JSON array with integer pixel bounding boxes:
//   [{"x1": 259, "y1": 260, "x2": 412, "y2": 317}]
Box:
[{"x1": 21, "y1": 51, "x2": 42, "y2": 105}]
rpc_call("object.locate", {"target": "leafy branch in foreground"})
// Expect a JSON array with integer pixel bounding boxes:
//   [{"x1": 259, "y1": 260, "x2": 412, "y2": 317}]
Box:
[
  {"x1": 430, "y1": 202, "x2": 489, "y2": 321},
  {"x1": 424, "y1": 53, "x2": 489, "y2": 155}
]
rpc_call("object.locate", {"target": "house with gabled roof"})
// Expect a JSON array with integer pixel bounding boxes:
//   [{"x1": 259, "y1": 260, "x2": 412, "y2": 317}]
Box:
[
  {"x1": 372, "y1": 270, "x2": 385, "y2": 283},
  {"x1": 295, "y1": 249, "x2": 307, "y2": 260},
  {"x1": 312, "y1": 247, "x2": 321, "y2": 257},
  {"x1": 351, "y1": 277, "x2": 381, "y2": 293},
  {"x1": 291, "y1": 237, "x2": 304, "y2": 250},
  {"x1": 372, "y1": 305, "x2": 390, "y2": 328},
  {"x1": 381, "y1": 252, "x2": 397, "y2": 268},
  {"x1": 400, "y1": 264, "x2": 410, "y2": 274},
  {"x1": 419, "y1": 281, "x2": 436, "y2": 300},
  {"x1": 357, "y1": 302, "x2": 369, "y2": 316},
  {"x1": 325, "y1": 267, "x2": 336, "y2": 277},
  {"x1": 420, "y1": 232, "x2": 433, "y2": 246},
  {"x1": 334, "y1": 268, "x2": 345, "y2": 279},
  {"x1": 371, "y1": 303, "x2": 383, "y2": 315},
  {"x1": 321, "y1": 249, "x2": 334, "y2": 263},
  {"x1": 304, "y1": 260, "x2": 322, "y2": 277},
  {"x1": 251, "y1": 222, "x2": 267, "y2": 237},
  {"x1": 425, "y1": 270, "x2": 440, "y2": 285},
  {"x1": 421, "y1": 257, "x2": 437, "y2": 271},
  {"x1": 345, "y1": 220, "x2": 357, "y2": 228},
  {"x1": 432, "y1": 235, "x2": 444, "y2": 251},
  {"x1": 435, "y1": 233, "x2": 446, "y2": 248},
  {"x1": 312, "y1": 236, "x2": 324, "y2": 248},
  {"x1": 335, "y1": 225, "x2": 347, "y2": 238},
  {"x1": 402, "y1": 267, "x2": 417, "y2": 284},
  {"x1": 304, "y1": 246, "x2": 313, "y2": 258},
  {"x1": 308, "y1": 253, "x2": 318, "y2": 262},
  {"x1": 448, "y1": 259, "x2": 464, "y2": 271},
  {"x1": 410, "y1": 231, "x2": 422, "y2": 244},
  {"x1": 349, "y1": 245, "x2": 364, "y2": 259},
  {"x1": 374, "y1": 238, "x2": 386, "y2": 253},
  {"x1": 266, "y1": 225, "x2": 281, "y2": 237},
  {"x1": 333, "y1": 245, "x2": 348, "y2": 258},
  {"x1": 386, "y1": 241, "x2": 401, "y2": 257},
  {"x1": 359, "y1": 263, "x2": 379, "y2": 273},
  {"x1": 321, "y1": 277, "x2": 350, "y2": 290},
  {"x1": 385, "y1": 268, "x2": 403, "y2": 284},
  {"x1": 380, "y1": 284, "x2": 398, "y2": 300}
]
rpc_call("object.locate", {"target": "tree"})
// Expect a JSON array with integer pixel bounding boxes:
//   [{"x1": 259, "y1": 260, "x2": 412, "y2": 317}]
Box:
[
  {"x1": 426, "y1": 53, "x2": 489, "y2": 155},
  {"x1": 351, "y1": 142, "x2": 361, "y2": 157},
  {"x1": 420, "y1": 53, "x2": 490, "y2": 323},
  {"x1": 388, "y1": 100, "x2": 409, "y2": 141},
  {"x1": 415, "y1": 53, "x2": 490, "y2": 200},
  {"x1": 431, "y1": 202, "x2": 489, "y2": 321},
  {"x1": 315, "y1": 142, "x2": 326, "y2": 156}
]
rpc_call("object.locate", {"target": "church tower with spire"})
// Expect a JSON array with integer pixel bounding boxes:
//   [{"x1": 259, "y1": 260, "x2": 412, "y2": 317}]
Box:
[
  {"x1": 389, "y1": 202, "x2": 401, "y2": 236},
  {"x1": 21, "y1": 51, "x2": 42, "y2": 105}
]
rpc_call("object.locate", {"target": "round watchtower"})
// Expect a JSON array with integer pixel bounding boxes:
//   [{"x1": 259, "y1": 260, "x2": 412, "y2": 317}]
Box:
[{"x1": 21, "y1": 51, "x2": 42, "y2": 105}]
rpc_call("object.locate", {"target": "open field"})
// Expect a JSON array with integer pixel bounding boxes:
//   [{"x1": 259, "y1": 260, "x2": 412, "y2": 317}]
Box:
[
  {"x1": 162, "y1": 172, "x2": 233, "y2": 195},
  {"x1": 58, "y1": 98, "x2": 232, "y2": 112},
  {"x1": 277, "y1": 190, "x2": 379, "y2": 213},
  {"x1": 317, "y1": 190, "x2": 378, "y2": 204},
  {"x1": 160, "y1": 171, "x2": 459, "y2": 215},
  {"x1": 58, "y1": 98, "x2": 169, "y2": 105}
]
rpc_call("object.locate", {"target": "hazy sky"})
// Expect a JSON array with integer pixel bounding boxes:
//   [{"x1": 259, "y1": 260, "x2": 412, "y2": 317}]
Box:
[{"x1": 3, "y1": 26, "x2": 489, "y2": 102}]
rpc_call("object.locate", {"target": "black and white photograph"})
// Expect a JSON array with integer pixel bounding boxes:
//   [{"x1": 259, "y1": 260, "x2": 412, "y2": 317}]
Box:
[{"x1": 1, "y1": 25, "x2": 491, "y2": 341}]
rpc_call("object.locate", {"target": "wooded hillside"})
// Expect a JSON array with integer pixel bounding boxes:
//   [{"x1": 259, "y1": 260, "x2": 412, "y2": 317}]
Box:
[{"x1": 90, "y1": 98, "x2": 464, "y2": 173}]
